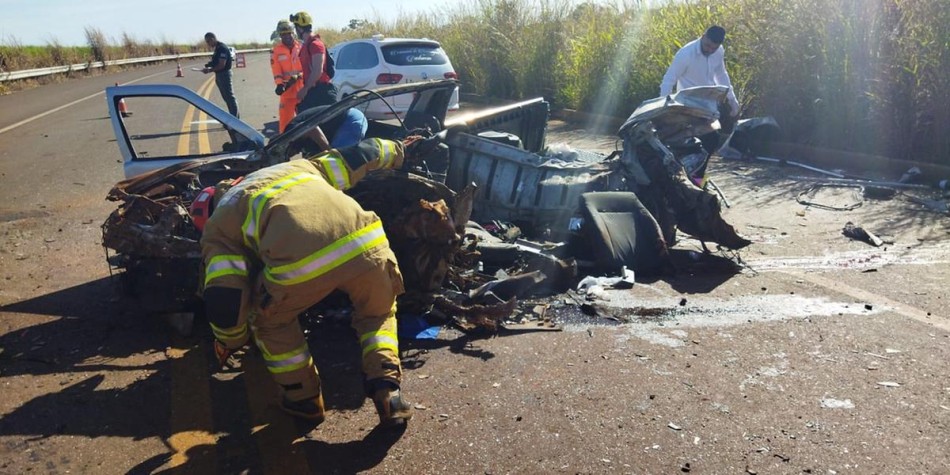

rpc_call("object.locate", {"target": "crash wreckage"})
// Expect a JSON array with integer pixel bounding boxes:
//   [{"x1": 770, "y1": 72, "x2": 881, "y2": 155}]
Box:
[{"x1": 101, "y1": 80, "x2": 750, "y2": 333}]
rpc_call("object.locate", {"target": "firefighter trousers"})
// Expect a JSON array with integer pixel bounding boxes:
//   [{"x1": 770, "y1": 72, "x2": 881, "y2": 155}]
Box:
[{"x1": 252, "y1": 250, "x2": 405, "y2": 402}]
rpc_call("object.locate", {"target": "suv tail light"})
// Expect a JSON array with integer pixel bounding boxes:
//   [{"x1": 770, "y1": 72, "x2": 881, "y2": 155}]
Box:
[
  {"x1": 376, "y1": 73, "x2": 403, "y2": 85},
  {"x1": 444, "y1": 71, "x2": 458, "y2": 79}
]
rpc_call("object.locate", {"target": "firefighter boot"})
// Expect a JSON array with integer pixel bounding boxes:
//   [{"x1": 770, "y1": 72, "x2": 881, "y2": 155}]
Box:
[
  {"x1": 280, "y1": 392, "x2": 326, "y2": 424},
  {"x1": 372, "y1": 386, "x2": 413, "y2": 427}
]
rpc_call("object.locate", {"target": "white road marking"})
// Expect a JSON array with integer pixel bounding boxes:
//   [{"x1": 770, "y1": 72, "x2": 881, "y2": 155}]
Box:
[{"x1": 0, "y1": 68, "x2": 178, "y2": 136}]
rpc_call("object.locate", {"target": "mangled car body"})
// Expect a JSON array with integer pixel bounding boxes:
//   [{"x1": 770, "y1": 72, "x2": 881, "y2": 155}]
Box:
[{"x1": 102, "y1": 81, "x2": 747, "y2": 328}]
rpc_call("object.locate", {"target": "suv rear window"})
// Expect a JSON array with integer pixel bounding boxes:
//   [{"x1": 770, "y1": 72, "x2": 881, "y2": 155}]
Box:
[{"x1": 381, "y1": 43, "x2": 448, "y2": 66}]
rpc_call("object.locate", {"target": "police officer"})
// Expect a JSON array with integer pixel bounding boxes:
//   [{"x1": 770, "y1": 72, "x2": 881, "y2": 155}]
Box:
[{"x1": 202, "y1": 32, "x2": 239, "y2": 119}]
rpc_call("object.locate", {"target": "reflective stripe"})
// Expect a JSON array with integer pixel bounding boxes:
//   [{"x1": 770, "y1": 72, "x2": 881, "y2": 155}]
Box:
[
  {"x1": 210, "y1": 322, "x2": 247, "y2": 341},
  {"x1": 205, "y1": 254, "x2": 248, "y2": 286},
  {"x1": 317, "y1": 153, "x2": 350, "y2": 190},
  {"x1": 265, "y1": 220, "x2": 387, "y2": 286},
  {"x1": 241, "y1": 173, "x2": 319, "y2": 250},
  {"x1": 258, "y1": 342, "x2": 313, "y2": 374},
  {"x1": 360, "y1": 330, "x2": 399, "y2": 356},
  {"x1": 375, "y1": 138, "x2": 395, "y2": 169}
]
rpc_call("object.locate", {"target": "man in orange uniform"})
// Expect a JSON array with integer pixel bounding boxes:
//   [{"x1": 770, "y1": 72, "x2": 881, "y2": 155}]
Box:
[
  {"x1": 197, "y1": 137, "x2": 418, "y2": 427},
  {"x1": 270, "y1": 20, "x2": 303, "y2": 133}
]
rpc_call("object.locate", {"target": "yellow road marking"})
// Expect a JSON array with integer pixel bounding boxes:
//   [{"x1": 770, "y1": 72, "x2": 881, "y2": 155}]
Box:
[
  {"x1": 176, "y1": 76, "x2": 215, "y2": 156},
  {"x1": 196, "y1": 81, "x2": 214, "y2": 154},
  {"x1": 167, "y1": 337, "x2": 216, "y2": 473},
  {"x1": 175, "y1": 102, "x2": 196, "y2": 156}
]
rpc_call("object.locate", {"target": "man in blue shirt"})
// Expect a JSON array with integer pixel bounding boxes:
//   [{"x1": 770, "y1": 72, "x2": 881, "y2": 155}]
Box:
[
  {"x1": 286, "y1": 106, "x2": 368, "y2": 156},
  {"x1": 202, "y1": 32, "x2": 240, "y2": 119}
]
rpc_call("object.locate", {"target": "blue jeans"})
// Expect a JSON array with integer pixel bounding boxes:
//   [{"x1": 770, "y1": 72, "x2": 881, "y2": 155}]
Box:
[{"x1": 330, "y1": 109, "x2": 368, "y2": 148}]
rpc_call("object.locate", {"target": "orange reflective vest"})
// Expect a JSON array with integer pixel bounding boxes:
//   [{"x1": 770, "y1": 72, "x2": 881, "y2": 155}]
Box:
[{"x1": 271, "y1": 42, "x2": 303, "y2": 96}]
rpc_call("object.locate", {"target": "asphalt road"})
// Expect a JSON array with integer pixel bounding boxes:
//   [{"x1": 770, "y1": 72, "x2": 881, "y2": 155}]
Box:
[{"x1": 1, "y1": 55, "x2": 949, "y2": 474}]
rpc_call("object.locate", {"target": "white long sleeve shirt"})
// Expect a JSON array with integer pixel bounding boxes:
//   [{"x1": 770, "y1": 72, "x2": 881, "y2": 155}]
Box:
[{"x1": 659, "y1": 37, "x2": 740, "y2": 116}]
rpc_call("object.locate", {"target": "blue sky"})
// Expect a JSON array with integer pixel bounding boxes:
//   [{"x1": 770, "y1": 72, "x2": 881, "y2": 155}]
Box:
[{"x1": 0, "y1": 0, "x2": 466, "y2": 45}]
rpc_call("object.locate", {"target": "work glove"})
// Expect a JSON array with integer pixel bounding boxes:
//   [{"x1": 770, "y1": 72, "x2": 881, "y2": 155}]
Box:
[
  {"x1": 402, "y1": 129, "x2": 448, "y2": 166},
  {"x1": 400, "y1": 135, "x2": 425, "y2": 169},
  {"x1": 212, "y1": 339, "x2": 244, "y2": 371},
  {"x1": 275, "y1": 83, "x2": 286, "y2": 96}
]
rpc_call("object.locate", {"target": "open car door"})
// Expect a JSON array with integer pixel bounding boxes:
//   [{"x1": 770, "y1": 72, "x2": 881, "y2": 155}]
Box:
[{"x1": 106, "y1": 84, "x2": 266, "y2": 179}]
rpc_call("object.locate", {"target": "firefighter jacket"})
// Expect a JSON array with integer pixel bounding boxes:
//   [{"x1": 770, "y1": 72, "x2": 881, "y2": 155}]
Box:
[
  {"x1": 271, "y1": 41, "x2": 304, "y2": 93},
  {"x1": 200, "y1": 138, "x2": 405, "y2": 318}
]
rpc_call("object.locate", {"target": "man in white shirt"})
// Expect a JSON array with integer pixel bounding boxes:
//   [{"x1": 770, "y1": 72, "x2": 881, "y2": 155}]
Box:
[{"x1": 660, "y1": 26, "x2": 740, "y2": 151}]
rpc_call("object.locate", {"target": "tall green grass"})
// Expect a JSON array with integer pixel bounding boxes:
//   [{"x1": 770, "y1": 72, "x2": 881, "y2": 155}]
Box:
[
  {"x1": 1, "y1": 28, "x2": 266, "y2": 71},
  {"x1": 3, "y1": 1, "x2": 945, "y2": 162},
  {"x1": 343, "y1": 0, "x2": 947, "y2": 163}
]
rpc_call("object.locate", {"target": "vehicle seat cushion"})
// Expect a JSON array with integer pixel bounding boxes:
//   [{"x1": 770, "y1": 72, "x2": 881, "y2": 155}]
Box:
[{"x1": 579, "y1": 192, "x2": 668, "y2": 274}]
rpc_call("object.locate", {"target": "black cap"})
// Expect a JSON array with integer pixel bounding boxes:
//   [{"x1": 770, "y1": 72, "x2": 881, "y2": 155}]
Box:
[{"x1": 705, "y1": 25, "x2": 726, "y2": 44}]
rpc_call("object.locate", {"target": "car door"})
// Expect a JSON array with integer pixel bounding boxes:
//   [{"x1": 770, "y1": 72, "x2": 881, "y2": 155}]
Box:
[
  {"x1": 332, "y1": 41, "x2": 380, "y2": 99},
  {"x1": 106, "y1": 84, "x2": 265, "y2": 178}
]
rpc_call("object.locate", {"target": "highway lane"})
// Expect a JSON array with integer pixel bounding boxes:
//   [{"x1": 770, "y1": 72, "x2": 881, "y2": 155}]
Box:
[
  {"x1": 0, "y1": 52, "x2": 295, "y2": 473},
  {"x1": 1, "y1": 52, "x2": 950, "y2": 474}
]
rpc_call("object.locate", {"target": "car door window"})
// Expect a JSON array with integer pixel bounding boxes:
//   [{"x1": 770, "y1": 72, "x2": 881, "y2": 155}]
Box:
[
  {"x1": 338, "y1": 42, "x2": 379, "y2": 70},
  {"x1": 121, "y1": 96, "x2": 232, "y2": 160}
]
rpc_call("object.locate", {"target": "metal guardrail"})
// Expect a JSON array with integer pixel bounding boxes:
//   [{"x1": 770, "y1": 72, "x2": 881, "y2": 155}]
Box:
[{"x1": 0, "y1": 48, "x2": 269, "y2": 82}]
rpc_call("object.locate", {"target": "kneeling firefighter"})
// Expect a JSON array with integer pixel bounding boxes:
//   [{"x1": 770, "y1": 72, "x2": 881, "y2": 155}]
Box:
[{"x1": 191, "y1": 137, "x2": 422, "y2": 427}]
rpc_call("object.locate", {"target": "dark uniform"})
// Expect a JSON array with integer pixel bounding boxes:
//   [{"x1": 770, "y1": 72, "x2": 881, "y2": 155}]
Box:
[{"x1": 207, "y1": 42, "x2": 239, "y2": 118}]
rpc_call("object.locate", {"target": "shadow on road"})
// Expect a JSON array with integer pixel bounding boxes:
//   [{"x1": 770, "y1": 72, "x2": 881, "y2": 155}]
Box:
[
  {"x1": 0, "y1": 277, "x2": 170, "y2": 377},
  {"x1": 712, "y1": 159, "x2": 949, "y2": 237}
]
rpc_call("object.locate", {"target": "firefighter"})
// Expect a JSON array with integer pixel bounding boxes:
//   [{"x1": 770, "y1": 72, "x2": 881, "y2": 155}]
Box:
[
  {"x1": 193, "y1": 137, "x2": 422, "y2": 427},
  {"x1": 271, "y1": 20, "x2": 304, "y2": 133}
]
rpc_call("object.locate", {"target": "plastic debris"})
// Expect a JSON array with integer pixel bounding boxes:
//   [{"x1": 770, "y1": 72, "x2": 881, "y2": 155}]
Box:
[{"x1": 820, "y1": 398, "x2": 855, "y2": 409}]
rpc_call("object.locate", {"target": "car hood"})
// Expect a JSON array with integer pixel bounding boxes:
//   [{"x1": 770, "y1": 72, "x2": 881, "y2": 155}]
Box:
[{"x1": 618, "y1": 86, "x2": 730, "y2": 142}]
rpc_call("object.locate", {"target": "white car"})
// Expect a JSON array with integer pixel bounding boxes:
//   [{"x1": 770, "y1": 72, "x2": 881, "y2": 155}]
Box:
[{"x1": 329, "y1": 36, "x2": 460, "y2": 120}]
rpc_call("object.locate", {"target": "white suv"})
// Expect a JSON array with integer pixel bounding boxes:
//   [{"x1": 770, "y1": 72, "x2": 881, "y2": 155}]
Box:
[{"x1": 329, "y1": 36, "x2": 460, "y2": 120}]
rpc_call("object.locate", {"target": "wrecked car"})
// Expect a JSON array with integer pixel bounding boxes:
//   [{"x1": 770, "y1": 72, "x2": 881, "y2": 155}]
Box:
[
  {"x1": 101, "y1": 81, "x2": 748, "y2": 331},
  {"x1": 441, "y1": 85, "x2": 749, "y2": 272},
  {"x1": 102, "y1": 80, "x2": 561, "y2": 330}
]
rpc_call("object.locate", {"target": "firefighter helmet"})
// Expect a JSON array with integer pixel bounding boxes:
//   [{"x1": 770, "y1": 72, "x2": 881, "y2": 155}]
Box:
[
  {"x1": 277, "y1": 19, "x2": 294, "y2": 36},
  {"x1": 189, "y1": 186, "x2": 216, "y2": 232},
  {"x1": 290, "y1": 11, "x2": 312, "y2": 28}
]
